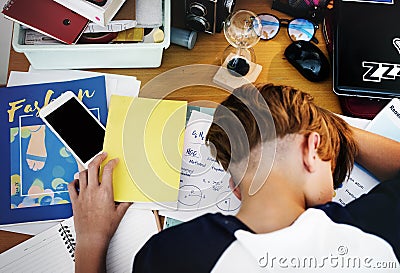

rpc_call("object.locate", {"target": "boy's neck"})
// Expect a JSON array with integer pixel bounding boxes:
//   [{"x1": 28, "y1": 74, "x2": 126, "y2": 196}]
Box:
[{"x1": 235, "y1": 177, "x2": 306, "y2": 234}]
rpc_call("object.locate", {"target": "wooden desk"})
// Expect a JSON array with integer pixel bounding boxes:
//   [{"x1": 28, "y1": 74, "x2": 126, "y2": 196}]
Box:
[{"x1": 1, "y1": 0, "x2": 341, "y2": 254}]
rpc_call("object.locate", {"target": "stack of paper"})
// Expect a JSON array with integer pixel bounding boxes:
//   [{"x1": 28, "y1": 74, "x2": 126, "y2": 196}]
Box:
[{"x1": 8, "y1": 68, "x2": 141, "y2": 105}]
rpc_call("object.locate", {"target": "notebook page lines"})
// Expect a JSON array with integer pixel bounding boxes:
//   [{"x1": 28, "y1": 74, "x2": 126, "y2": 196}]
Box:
[
  {"x1": 105, "y1": 208, "x2": 158, "y2": 273},
  {"x1": 0, "y1": 227, "x2": 74, "y2": 273}
]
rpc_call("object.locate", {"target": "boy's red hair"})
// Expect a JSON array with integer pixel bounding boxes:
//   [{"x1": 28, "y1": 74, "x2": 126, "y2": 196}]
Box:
[{"x1": 206, "y1": 83, "x2": 358, "y2": 188}]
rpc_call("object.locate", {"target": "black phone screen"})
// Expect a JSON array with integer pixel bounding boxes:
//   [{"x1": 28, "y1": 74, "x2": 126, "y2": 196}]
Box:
[{"x1": 45, "y1": 98, "x2": 105, "y2": 164}]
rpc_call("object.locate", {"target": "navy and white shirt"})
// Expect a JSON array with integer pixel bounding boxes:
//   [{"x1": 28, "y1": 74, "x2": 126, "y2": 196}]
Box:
[{"x1": 133, "y1": 176, "x2": 400, "y2": 272}]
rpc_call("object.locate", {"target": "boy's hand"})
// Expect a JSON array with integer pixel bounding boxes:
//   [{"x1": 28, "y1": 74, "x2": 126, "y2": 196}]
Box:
[{"x1": 68, "y1": 152, "x2": 131, "y2": 273}]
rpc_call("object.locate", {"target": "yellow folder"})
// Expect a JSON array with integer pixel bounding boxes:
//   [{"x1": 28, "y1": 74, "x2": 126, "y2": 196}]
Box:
[{"x1": 102, "y1": 95, "x2": 187, "y2": 202}]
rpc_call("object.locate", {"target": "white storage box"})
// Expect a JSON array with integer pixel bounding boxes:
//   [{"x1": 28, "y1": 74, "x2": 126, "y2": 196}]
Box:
[{"x1": 11, "y1": 0, "x2": 170, "y2": 69}]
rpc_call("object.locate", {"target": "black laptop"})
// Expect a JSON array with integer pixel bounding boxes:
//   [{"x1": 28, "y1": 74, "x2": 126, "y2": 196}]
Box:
[{"x1": 333, "y1": 0, "x2": 400, "y2": 98}]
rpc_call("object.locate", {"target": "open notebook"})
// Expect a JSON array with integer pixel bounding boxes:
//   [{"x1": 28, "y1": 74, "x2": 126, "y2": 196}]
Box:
[{"x1": 0, "y1": 207, "x2": 159, "y2": 272}]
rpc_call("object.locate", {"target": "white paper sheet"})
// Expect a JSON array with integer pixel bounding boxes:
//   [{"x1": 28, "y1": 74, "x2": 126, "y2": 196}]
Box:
[
  {"x1": 0, "y1": 207, "x2": 158, "y2": 273},
  {"x1": 160, "y1": 111, "x2": 240, "y2": 222},
  {"x1": 0, "y1": 0, "x2": 12, "y2": 86},
  {"x1": 333, "y1": 99, "x2": 400, "y2": 205},
  {"x1": 8, "y1": 69, "x2": 141, "y2": 107}
]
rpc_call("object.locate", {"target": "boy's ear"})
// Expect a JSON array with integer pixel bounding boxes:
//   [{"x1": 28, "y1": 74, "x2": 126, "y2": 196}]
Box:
[
  {"x1": 229, "y1": 177, "x2": 242, "y2": 201},
  {"x1": 303, "y1": 132, "x2": 321, "y2": 173}
]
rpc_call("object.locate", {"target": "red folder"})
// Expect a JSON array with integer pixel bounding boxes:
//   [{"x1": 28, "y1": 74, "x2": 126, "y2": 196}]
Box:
[{"x1": 2, "y1": 0, "x2": 89, "y2": 44}]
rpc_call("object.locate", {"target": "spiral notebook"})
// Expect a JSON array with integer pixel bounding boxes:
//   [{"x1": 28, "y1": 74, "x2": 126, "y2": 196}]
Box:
[
  {"x1": 0, "y1": 208, "x2": 159, "y2": 273},
  {"x1": 1, "y1": 0, "x2": 88, "y2": 44}
]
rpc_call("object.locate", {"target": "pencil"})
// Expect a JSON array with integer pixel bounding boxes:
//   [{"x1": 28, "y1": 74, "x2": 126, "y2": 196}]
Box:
[{"x1": 152, "y1": 210, "x2": 162, "y2": 232}]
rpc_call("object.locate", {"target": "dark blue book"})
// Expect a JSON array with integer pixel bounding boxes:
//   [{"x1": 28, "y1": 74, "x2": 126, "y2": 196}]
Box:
[{"x1": 0, "y1": 76, "x2": 107, "y2": 225}]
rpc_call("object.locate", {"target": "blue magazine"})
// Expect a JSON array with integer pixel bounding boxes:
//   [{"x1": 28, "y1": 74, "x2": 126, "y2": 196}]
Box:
[{"x1": 0, "y1": 76, "x2": 107, "y2": 225}]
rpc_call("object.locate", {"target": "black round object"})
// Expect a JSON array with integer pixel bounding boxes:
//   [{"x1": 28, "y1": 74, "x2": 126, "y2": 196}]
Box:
[
  {"x1": 189, "y1": 3, "x2": 207, "y2": 16},
  {"x1": 186, "y1": 14, "x2": 209, "y2": 32},
  {"x1": 227, "y1": 57, "x2": 250, "y2": 76}
]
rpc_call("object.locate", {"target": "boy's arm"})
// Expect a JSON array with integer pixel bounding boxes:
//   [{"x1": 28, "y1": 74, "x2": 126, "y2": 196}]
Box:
[
  {"x1": 332, "y1": 127, "x2": 400, "y2": 259},
  {"x1": 68, "y1": 153, "x2": 131, "y2": 273},
  {"x1": 351, "y1": 126, "x2": 400, "y2": 182}
]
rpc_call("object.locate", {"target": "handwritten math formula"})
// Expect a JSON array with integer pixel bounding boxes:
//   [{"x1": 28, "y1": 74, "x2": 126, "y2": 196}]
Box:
[{"x1": 161, "y1": 110, "x2": 241, "y2": 222}]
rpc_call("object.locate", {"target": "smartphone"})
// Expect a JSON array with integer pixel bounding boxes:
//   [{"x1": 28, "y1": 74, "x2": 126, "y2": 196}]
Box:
[{"x1": 39, "y1": 91, "x2": 106, "y2": 168}]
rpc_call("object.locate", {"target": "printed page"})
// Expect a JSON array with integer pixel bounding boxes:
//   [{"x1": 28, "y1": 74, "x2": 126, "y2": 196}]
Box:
[
  {"x1": 366, "y1": 98, "x2": 400, "y2": 141},
  {"x1": 332, "y1": 114, "x2": 376, "y2": 205},
  {"x1": 160, "y1": 111, "x2": 241, "y2": 222},
  {"x1": 333, "y1": 99, "x2": 400, "y2": 205}
]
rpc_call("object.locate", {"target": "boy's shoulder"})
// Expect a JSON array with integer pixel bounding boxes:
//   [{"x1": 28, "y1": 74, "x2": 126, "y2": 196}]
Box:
[
  {"x1": 212, "y1": 208, "x2": 399, "y2": 272},
  {"x1": 132, "y1": 213, "x2": 251, "y2": 273},
  {"x1": 133, "y1": 176, "x2": 400, "y2": 273},
  {"x1": 316, "y1": 176, "x2": 400, "y2": 261}
]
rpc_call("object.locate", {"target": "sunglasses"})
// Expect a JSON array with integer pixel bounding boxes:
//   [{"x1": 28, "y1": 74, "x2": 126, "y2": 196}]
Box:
[{"x1": 257, "y1": 13, "x2": 319, "y2": 44}]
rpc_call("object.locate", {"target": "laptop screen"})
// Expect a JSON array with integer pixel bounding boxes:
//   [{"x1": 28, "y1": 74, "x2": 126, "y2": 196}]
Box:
[{"x1": 333, "y1": 0, "x2": 400, "y2": 98}]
